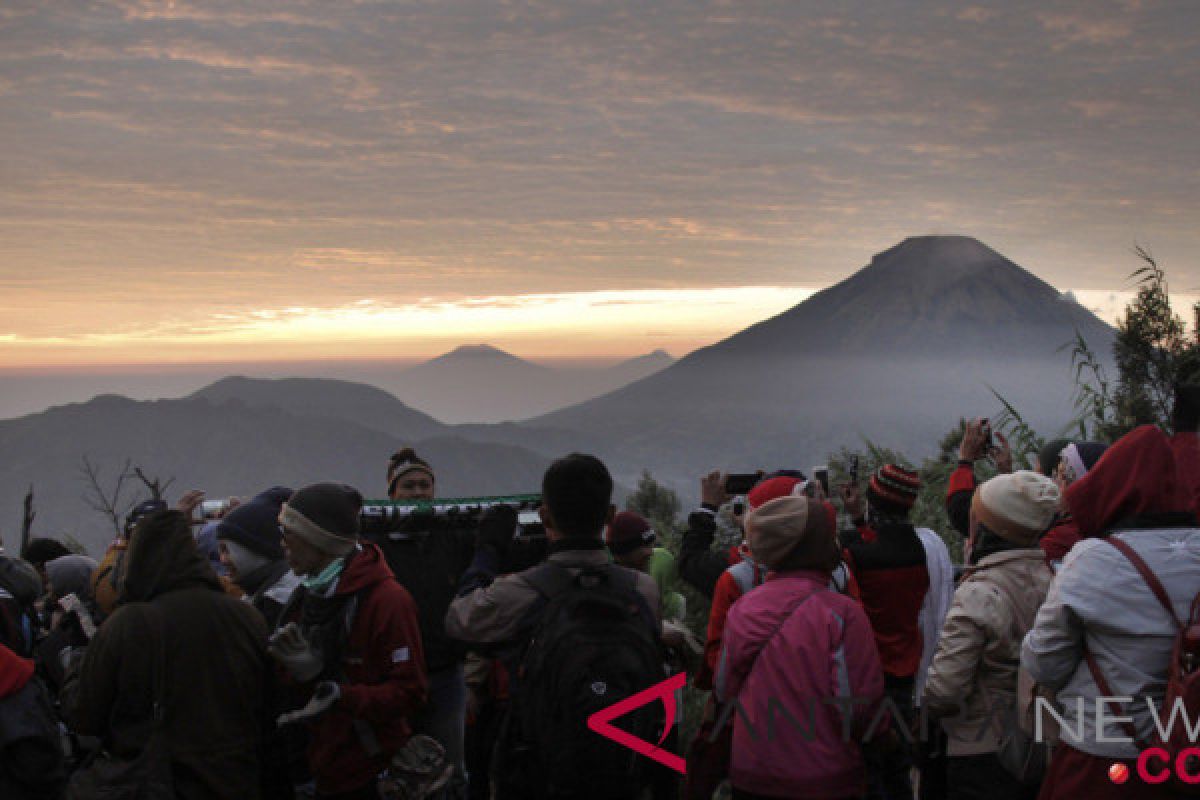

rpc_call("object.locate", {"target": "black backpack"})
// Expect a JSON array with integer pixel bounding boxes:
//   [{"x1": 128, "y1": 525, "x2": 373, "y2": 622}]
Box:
[
  {"x1": 493, "y1": 562, "x2": 665, "y2": 800},
  {"x1": 0, "y1": 675, "x2": 66, "y2": 800}
]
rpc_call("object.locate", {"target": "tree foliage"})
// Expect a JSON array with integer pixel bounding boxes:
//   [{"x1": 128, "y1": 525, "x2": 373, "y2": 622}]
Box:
[{"x1": 1071, "y1": 247, "x2": 1200, "y2": 441}]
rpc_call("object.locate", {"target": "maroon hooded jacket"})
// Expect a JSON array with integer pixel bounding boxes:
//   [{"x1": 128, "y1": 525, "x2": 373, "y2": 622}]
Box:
[{"x1": 282, "y1": 543, "x2": 428, "y2": 795}]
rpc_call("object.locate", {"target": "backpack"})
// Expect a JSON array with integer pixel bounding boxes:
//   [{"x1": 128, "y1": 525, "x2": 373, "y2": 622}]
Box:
[
  {"x1": 0, "y1": 675, "x2": 67, "y2": 800},
  {"x1": 1085, "y1": 536, "x2": 1200, "y2": 795},
  {"x1": 493, "y1": 562, "x2": 664, "y2": 800}
]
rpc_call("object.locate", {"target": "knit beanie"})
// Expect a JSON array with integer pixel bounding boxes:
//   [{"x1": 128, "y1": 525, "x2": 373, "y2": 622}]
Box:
[
  {"x1": 221, "y1": 539, "x2": 272, "y2": 580},
  {"x1": 278, "y1": 483, "x2": 362, "y2": 557},
  {"x1": 217, "y1": 486, "x2": 292, "y2": 561},
  {"x1": 387, "y1": 448, "x2": 435, "y2": 492},
  {"x1": 45, "y1": 555, "x2": 98, "y2": 602},
  {"x1": 867, "y1": 465, "x2": 921, "y2": 514},
  {"x1": 606, "y1": 511, "x2": 657, "y2": 556},
  {"x1": 747, "y1": 476, "x2": 804, "y2": 510},
  {"x1": 971, "y1": 471, "x2": 1061, "y2": 546},
  {"x1": 1058, "y1": 442, "x2": 1108, "y2": 484},
  {"x1": 1035, "y1": 438, "x2": 1072, "y2": 477},
  {"x1": 745, "y1": 496, "x2": 834, "y2": 571}
]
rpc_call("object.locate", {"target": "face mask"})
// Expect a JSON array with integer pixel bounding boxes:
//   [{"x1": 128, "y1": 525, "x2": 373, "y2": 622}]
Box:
[{"x1": 303, "y1": 557, "x2": 346, "y2": 593}]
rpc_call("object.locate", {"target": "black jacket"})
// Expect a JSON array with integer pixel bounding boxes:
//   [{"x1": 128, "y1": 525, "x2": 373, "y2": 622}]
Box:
[
  {"x1": 369, "y1": 512, "x2": 548, "y2": 673},
  {"x1": 70, "y1": 511, "x2": 274, "y2": 800},
  {"x1": 678, "y1": 509, "x2": 729, "y2": 599}
]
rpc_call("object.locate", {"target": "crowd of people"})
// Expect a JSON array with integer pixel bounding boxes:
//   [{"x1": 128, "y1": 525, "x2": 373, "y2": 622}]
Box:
[{"x1": 2, "y1": 396, "x2": 1200, "y2": 800}]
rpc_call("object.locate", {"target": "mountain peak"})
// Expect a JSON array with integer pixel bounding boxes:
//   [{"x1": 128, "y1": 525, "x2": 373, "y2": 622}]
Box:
[
  {"x1": 445, "y1": 344, "x2": 512, "y2": 358},
  {"x1": 867, "y1": 235, "x2": 1023, "y2": 284}
]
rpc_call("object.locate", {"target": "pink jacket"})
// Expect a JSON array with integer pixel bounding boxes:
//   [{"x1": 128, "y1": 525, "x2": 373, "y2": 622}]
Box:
[{"x1": 715, "y1": 571, "x2": 884, "y2": 799}]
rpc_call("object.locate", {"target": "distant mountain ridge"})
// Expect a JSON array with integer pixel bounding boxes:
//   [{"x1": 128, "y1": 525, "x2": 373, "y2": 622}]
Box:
[
  {"x1": 382, "y1": 345, "x2": 676, "y2": 423},
  {"x1": 0, "y1": 384, "x2": 549, "y2": 555}
]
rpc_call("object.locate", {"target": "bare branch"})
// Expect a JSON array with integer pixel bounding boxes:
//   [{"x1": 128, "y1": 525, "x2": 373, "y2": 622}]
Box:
[
  {"x1": 79, "y1": 456, "x2": 135, "y2": 538},
  {"x1": 20, "y1": 485, "x2": 35, "y2": 556},
  {"x1": 132, "y1": 466, "x2": 175, "y2": 501}
]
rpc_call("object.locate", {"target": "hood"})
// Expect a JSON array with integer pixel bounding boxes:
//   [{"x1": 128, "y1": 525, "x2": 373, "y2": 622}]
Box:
[
  {"x1": 0, "y1": 643, "x2": 34, "y2": 700},
  {"x1": 46, "y1": 554, "x2": 98, "y2": 602},
  {"x1": 334, "y1": 542, "x2": 397, "y2": 596},
  {"x1": 121, "y1": 511, "x2": 223, "y2": 603},
  {"x1": 0, "y1": 556, "x2": 42, "y2": 606},
  {"x1": 1067, "y1": 425, "x2": 1189, "y2": 538}
]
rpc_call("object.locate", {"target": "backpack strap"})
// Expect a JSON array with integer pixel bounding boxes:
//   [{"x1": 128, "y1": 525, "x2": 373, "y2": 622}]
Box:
[
  {"x1": 1083, "y1": 646, "x2": 1144, "y2": 747},
  {"x1": 523, "y1": 561, "x2": 580, "y2": 602},
  {"x1": 1083, "y1": 535, "x2": 1186, "y2": 749},
  {"x1": 1105, "y1": 536, "x2": 1183, "y2": 629}
]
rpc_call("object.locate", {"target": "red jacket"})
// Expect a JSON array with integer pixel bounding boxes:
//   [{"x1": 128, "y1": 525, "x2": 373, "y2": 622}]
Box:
[
  {"x1": 696, "y1": 554, "x2": 769, "y2": 690},
  {"x1": 0, "y1": 642, "x2": 33, "y2": 700},
  {"x1": 285, "y1": 543, "x2": 428, "y2": 795}
]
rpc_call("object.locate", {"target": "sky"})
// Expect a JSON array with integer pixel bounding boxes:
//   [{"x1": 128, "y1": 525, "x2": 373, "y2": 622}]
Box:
[{"x1": 1, "y1": 0, "x2": 1198, "y2": 368}]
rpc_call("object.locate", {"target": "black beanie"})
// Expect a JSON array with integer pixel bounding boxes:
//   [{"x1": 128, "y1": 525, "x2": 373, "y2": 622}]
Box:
[
  {"x1": 279, "y1": 483, "x2": 363, "y2": 556},
  {"x1": 216, "y1": 486, "x2": 292, "y2": 560}
]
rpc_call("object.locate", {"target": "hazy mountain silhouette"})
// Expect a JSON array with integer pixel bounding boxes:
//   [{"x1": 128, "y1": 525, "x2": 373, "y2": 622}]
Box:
[
  {"x1": 0, "y1": 388, "x2": 548, "y2": 555},
  {"x1": 385, "y1": 344, "x2": 675, "y2": 423},
  {"x1": 191, "y1": 376, "x2": 448, "y2": 440},
  {"x1": 535, "y1": 236, "x2": 1115, "y2": 487}
]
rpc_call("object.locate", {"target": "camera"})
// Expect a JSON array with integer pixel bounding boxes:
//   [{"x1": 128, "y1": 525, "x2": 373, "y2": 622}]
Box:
[
  {"x1": 724, "y1": 473, "x2": 760, "y2": 495},
  {"x1": 195, "y1": 499, "x2": 231, "y2": 522},
  {"x1": 811, "y1": 466, "x2": 830, "y2": 498}
]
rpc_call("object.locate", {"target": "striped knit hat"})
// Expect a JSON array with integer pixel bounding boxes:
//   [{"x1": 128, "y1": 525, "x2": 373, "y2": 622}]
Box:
[{"x1": 867, "y1": 464, "x2": 921, "y2": 514}]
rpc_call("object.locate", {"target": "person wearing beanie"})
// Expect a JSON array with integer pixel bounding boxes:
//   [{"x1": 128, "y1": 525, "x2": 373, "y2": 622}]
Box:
[
  {"x1": 1023, "y1": 425, "x2": 1200, "y2": 800},
  {"x1": 387, "y1": 447, "x2": 436, "y2": 500},
  {"x1": 216, "y1": 486, "x2": 300, "y2": 630},
  {"x1": 923, "y1": 471, "x2": 1058, "y2": 800},
  {"x1": 686, "y1": 474, "x2": 820, "y2": 800},
  {"x1": 269, "y1": 481, "x2": 428, "y2": 800},
  {"x1": 606, "y1": 510, "x2": 685, "y2": 622},
  {"x1": 716, "y1": 495, "x2": 885, "y2": 800},
  {"x1": 373, "y1": 447, "x2": 540, "y2": 799},
  {"x1": 839, "y1": 463, "x2": 930, "y2": 800}
]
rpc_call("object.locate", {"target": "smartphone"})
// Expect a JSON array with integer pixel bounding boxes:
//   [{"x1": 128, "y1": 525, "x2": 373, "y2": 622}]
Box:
[
  {"x1": 848, "y1": 455, "x2": 860, "y2": 485},
  {"x1": 812, "y1": 466, "x2": 830, "y2": 498},
  {"x1": 724, "y1": 473, "x2": 760, "y2": 495},
  {"x1": 981, "y1": 418, "x2": 994, "y2": 451}
]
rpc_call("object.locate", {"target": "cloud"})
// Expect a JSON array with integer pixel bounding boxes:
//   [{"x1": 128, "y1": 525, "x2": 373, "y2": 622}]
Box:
[{"x1": 0, "y1": 0, "x2": 1197, "y2": 364}]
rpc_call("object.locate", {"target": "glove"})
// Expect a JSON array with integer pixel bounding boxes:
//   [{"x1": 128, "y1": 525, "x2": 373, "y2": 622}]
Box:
[
  {"x1": 277, "y1": 681, "x2": 340, "y2": 726},
  {"x1": 662, "y1": 620, "x2": 703, "y2": 656},
  {"x1": 1173, "y1": 383, "x2": 1200, "y2": 434},
  {"x1": 476, "y1": 504, "x2": 518, "y2": 557},
  {"x1": 268, "y1": 622, "x2": 324, "y2": 682}
]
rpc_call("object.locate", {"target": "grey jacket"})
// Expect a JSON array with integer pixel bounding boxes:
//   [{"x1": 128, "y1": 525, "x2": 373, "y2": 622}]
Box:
[
  {"x1": 1021, "y1": 527, "x2": 1200, "y2": 759},
  {"x1": 445, "y1": 548, "x2": 661, "y2": 646},
  {"x1": 924, "y1": 549, "x2": 1052, "y2": 756}
]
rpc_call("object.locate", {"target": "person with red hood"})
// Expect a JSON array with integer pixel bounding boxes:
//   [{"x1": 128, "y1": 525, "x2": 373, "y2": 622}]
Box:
[
  {"x1": 1021, "y1": 425, "x2": 1200, "y2": 799},
  {"x1": 1, "y1": 642, "x2": 64, "y2": 799},
  {"x1": 270, "y1": 482, "x2": 428, "y2": 800}
]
